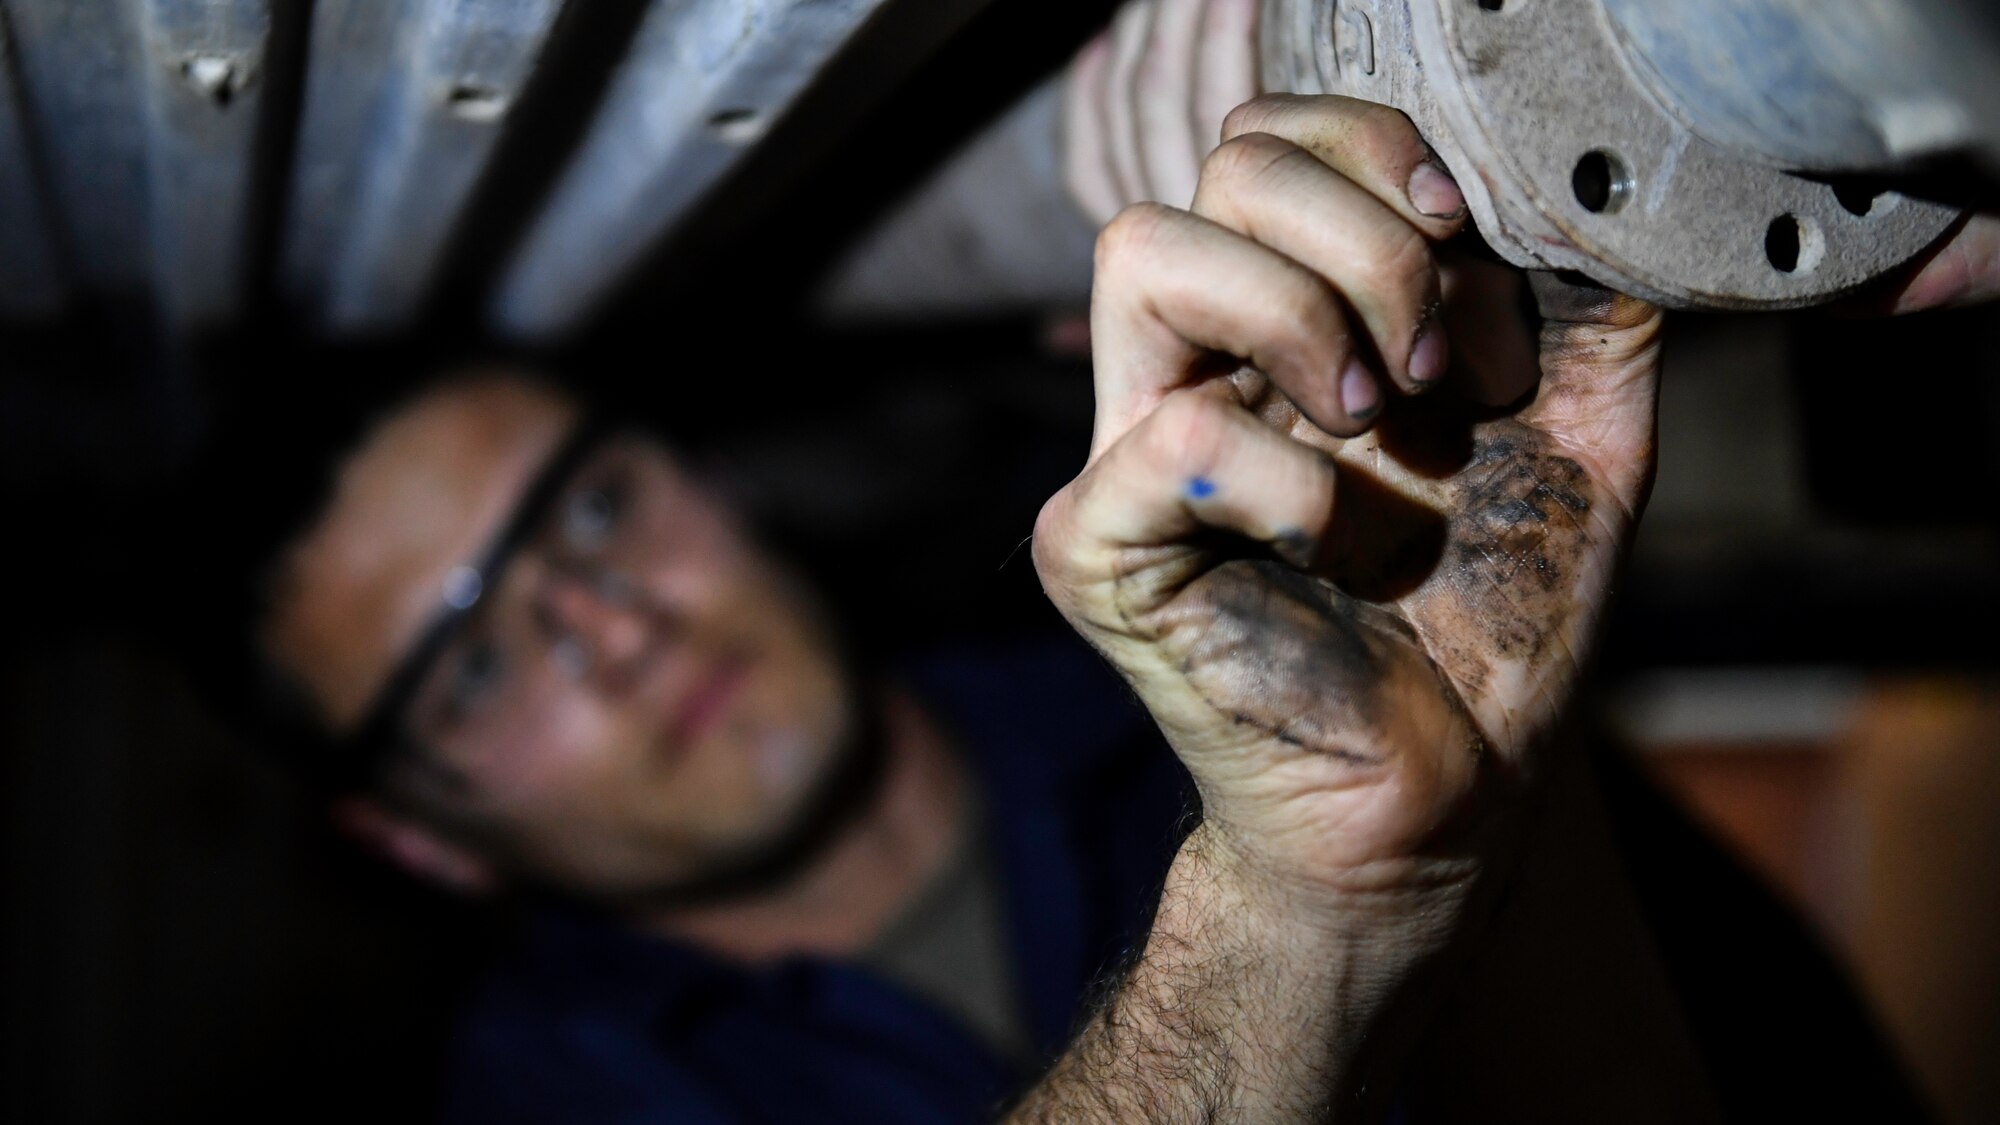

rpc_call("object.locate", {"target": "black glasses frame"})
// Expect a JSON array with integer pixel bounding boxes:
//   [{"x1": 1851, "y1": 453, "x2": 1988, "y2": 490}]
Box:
[{"x1": 336, "y1": 416, "x2": 611, "y2": 790}]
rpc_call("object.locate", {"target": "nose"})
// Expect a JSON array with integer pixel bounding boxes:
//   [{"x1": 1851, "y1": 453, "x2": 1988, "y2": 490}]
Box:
[{"x1": 534, "y1": 566, "x2": 657, "y2": 690}]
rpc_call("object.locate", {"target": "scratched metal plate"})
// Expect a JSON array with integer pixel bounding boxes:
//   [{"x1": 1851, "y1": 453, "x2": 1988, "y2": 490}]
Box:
[{"x1": 1264, "y1": 0, "x2": 1964, "y2": 311}]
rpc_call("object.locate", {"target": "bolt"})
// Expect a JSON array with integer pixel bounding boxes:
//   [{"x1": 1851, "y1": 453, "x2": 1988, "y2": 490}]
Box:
[
  {"x1": 708, "y1": 107, "x2": 767, "y2": 145},
  {"x1": 445, "y1": 82, "x2": 510, "y2": 124},
  {"x1": 182, "y1": 54, "x2": 240, "y2": 106}
]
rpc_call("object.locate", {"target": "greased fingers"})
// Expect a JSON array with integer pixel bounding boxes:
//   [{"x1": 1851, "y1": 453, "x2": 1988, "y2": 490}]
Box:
[
  {"x1": 1222, "y1": 94, "x2": 1468, "y2": 239},
  {"x1": 1192, "y1": 132, "x2": 1448, "y2": 395},
  {"x1": 1513, "y1": 272, "x2": 1664, "y2": 510},
  {"x1": 1037, "y1": 386, "x2": 1339, "y2": 594},
  {"x1": 1089, "y1": 202, "x2": 1379, "y2": 457}
]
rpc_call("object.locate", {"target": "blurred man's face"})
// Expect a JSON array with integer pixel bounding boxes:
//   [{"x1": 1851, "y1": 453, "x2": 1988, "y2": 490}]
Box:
[{"x1": 263, "y1": 377, "x2": 854, "y2": 899}]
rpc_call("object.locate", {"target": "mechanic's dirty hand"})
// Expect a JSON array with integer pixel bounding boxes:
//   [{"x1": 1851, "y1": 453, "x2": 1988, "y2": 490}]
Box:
[
  {"x1": 1036, "y1": 94, "x2": 1664, "y2": 902},
  {"x1": 1063, "y1": 0, "x2": 1260, "y2": 224}
]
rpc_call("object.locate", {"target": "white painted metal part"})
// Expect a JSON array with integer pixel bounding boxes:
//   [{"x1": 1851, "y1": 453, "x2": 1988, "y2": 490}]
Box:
[{"x1": 1261, "y1": 0, "x2": 1977, "y2": 310}]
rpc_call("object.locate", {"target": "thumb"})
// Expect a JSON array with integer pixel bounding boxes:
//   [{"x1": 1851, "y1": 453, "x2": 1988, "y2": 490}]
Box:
[{"x1": 1515, "y1": 271, "x2": 1665, "y2": 516}]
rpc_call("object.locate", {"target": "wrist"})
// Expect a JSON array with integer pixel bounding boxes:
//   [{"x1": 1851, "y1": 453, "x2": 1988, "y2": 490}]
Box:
[
  {"x1": 1168, "y1": 821, "x2": 1479, "y2": 983},
  {"x1": 1187, "y1": 799, "x2": 1493, "y2": 932},
  {"x1": 1020, "y1": 829, "x2": 1355, "y2": 1123},
  {"x1": 1140, "y1": 825, "x2": 1475, "y2": 1115}
]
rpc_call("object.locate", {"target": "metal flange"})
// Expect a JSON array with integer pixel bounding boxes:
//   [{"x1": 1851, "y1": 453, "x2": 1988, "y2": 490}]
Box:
[{"x1": 1262, "y1": 0, "x2": 1964, "y2": 310}]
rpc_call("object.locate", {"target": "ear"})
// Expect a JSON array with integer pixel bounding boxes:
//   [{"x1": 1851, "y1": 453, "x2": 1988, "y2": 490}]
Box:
[{"x1": 330, "y1": 796, "x2": 500, "y2": 896}]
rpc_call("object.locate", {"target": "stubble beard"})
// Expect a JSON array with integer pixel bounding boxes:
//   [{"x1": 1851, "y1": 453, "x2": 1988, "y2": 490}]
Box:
[{"x1": 609, "y1": 680, "x2": 889, "y2": 912}]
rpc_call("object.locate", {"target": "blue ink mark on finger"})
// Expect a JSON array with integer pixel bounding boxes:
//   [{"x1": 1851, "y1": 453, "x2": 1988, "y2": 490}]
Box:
[{"x1": 1185, "y1": 476, "x2": 1217, "y2": 500}]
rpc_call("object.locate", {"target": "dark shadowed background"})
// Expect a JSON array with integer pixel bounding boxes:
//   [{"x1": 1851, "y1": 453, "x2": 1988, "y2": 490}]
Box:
[{"x1": 4, "y1": 1, "x2": 1999, "y2": 1121}]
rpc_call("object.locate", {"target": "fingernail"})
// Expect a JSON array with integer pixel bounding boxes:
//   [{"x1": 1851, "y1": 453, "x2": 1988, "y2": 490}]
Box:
[
  {"x1": 1340, "y1": 361, "x2": 1380, "y2": 422},
  {"x1": 1273, "y1": 528, "x2": 1318, "y2": 569},
  {"x1": 1409, "y1": 313, "x2": 1448, "y2": 387},
  {"x1": 1407, "y1": 161, "x2": 1464, "y2": 219}
]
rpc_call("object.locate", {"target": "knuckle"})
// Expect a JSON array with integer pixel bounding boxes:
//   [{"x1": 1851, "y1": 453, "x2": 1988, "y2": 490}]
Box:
[
  {"x1": 1094, "y1": 202, "x2": 1177, "y2": 275},
  {"x1": 1344, "y1": 99, "x2": 1423, "y2": 157},
  {"x1": 1029, "y1": 492, "x2": 1074, "y2": 581},
  {"x1": 1355, "y1": 225, "x2": 1436, "y2": 297},
  {"x1": 1267, "y1": 271, "x2": 1345, "y2": 345},
  {"x1": 1030, "y1": 484, "x2": 1104, "y2": 605},
  {"x1": 1199, "y1": 132, "x2": 1297, "y2": 194},
  {"x1": 1219, "y1": 93, "x2": 1298, "y2": 140},
  {"x1": 1243, "y1": 267, "x2": 1348, "y2": 376},
  {"x1": 1142, "y1": 391, "x2": 1231, "y2": 472}
]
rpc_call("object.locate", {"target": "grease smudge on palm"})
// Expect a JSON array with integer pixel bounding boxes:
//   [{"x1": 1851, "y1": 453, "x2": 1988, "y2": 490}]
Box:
[{"x1": 1036, "y1": 94, "x2": 1663, "y2": 899}]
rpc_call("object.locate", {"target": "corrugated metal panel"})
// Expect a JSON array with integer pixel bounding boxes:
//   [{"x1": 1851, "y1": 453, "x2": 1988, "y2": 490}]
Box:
[
  {"x1": 135, "y1": 0, "x2": 271, "y2": 332},
  {"x1": 281, "y1": 0, "x2": 412, "y2": 318},
  {"x1": 1, "y1": 0, "x2": 269, "y2": 330},
  {"x1": 285, "y1": 0, "x2": 565, "y2": 334},
  {"x1": 0, "y1": 10, "x2": 66, "y2": 319},
  {"x1": 3, "y1": 1, "x2": 154, "y2": 294},
  {"x1": 490, "y1": 0, "x2": 897, "y2": 338},
  {"x1": 1, "y1": 0, "x2": 993, "y2": 337}
]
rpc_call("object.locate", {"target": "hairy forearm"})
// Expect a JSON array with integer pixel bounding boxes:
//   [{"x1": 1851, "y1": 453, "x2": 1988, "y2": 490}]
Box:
[{"x1": 1004, "y1": 826, "x2": 1467, "y2": 1124}]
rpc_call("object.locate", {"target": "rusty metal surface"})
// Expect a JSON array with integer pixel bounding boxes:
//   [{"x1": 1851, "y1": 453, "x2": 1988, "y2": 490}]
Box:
[{"x1": 1262, "y1": 0, "x2": 1973, "y2": 310}]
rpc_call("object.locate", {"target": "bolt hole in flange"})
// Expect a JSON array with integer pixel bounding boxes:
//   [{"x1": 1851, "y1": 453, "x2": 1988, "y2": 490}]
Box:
[
  {"x1": 1765, "y1": 215, "x2": 1802, "y2": 271},
  {"x1": 1831, "y1": 180, "x2": 1885, "y2": 217},
  {"x1": 1477, "y1": 0, "x2": 1507, "y2": 10},
  {"x1": 1764, "y1": 213, "x2": 1826, "y2": 274},
  {"x1": 1573, "y1": 150, "x2": 1633, "y2": 214}
]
